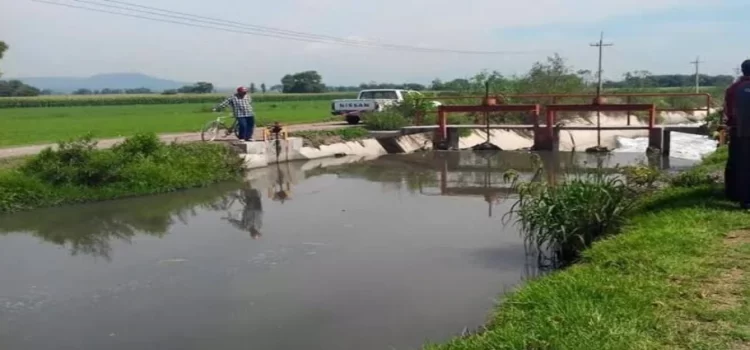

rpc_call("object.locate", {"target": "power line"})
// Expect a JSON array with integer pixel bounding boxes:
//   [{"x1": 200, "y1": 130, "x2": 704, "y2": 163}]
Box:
[
  {"x1": 690, "y1": 55, "x2": 704, "y2": 93},
  {"x1": 72, "y1": 0, "x2": 390, "y2": 49},
  {"x1": 34, "y1": 0, "x2": 548, "y2": 56},
  {"x1": 91, "y1": 0, "x2": 401, "y2": 48}
]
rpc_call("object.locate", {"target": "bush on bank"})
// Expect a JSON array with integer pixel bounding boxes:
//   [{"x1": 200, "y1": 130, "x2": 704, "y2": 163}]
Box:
[
  {"x1": 0, "y1": 133, "x2": 244, "y2": 213},
  {"x1": 428, "y1": 148, "x2": 750, "y2": 349}
]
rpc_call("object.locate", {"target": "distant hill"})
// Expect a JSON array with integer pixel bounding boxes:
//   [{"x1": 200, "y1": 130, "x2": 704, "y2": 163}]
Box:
[{"x1": 12, "y1": 73, "x2": 188, "y2": 93}]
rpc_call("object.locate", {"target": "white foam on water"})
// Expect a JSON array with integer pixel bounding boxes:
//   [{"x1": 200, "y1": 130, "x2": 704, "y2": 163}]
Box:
[{"x1": 614, "y1": 123, "x2": 718, "y2": 161}]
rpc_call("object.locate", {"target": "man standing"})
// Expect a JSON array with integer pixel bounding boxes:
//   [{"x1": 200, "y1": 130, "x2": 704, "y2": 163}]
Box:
[
  {"x1": 724, "y1": 59, "x2": 750, "y2": 207},
  {"x1": 213, "y1": 86, "x2": 255, "y2": 141}
]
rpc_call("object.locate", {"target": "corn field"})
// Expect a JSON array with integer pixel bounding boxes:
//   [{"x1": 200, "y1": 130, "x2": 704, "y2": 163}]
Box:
[{"x1": 0, "y1": 92, "x2": 358, "y2": 108}]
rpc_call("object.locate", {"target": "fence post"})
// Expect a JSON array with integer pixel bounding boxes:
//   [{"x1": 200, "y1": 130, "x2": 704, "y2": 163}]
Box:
[
  {"x1": 626, "y1": 96, "x2": 632, "y2": 126},
  {"x1": 438, "y1": 107, "x2": 447, "y2": 141}
]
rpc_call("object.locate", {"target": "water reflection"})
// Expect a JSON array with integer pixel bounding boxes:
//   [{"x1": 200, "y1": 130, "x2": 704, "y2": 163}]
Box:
[
  {"x1": 0, "y1": 152, "x2": 695, "y2": 262},
  {"x1": 223, "y1": 185, "x2": 264, "y2": 239},
  {"x1": 307, "y1": 151, "x2": 696, "y2": 217},
  {"x1": 0, "y1": 182, "x2": 241, "y2": 260}
]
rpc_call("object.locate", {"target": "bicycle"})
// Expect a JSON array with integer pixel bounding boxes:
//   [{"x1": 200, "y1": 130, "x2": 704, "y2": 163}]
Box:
[{"x1": 201, "y1": 113, "x2": 240, "y2": 142}]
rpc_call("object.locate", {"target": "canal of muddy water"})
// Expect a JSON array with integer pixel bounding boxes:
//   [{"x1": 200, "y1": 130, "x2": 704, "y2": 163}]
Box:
[{"x1": 0, "y1": 151, "x2": 697, "y2": 350}]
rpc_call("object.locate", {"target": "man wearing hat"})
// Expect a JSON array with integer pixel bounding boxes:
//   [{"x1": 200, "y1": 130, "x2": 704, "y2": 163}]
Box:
[
  {"x1": 213, "y1": 86, "x2": 256, "y2": 141},
  {"x1": 724, "y1": 59, "x2": 750, "y2": 208}
]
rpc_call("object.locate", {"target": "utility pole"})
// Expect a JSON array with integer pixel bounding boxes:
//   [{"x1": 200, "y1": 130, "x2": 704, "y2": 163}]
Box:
[
  {"x1": 690, "y1": 56, "x2": 704, "y2": 92},
  {"x1": 590, "y1": 31, "x2": 613, "y2": 148},
  {"x1": 590, "y1": 31, "x2": 613, "y2": 98}
]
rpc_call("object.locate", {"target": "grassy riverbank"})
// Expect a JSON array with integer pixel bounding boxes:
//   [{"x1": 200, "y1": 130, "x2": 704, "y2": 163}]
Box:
[
  {"x1": 428, "y1": 149, "x2": 750, "y2": 349},
  {"x1": 0, "y1": 133, "x2": 244, "y2": 213}
]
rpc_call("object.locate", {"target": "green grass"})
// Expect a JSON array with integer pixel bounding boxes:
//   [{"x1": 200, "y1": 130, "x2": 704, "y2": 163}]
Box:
[
  {"x1": 0, "y1": 101, "x2": 332, "y2": 147},
  {"x1": 427, "y1": 149, "x2": 750, "y2": 349},
  {"x1": 0, "y1": 133, "x2": 245, "y2": 213},
  {"x1": 290, "y1": 127, "x2": 370, "y2": 147},
  {"x1": 0, "y1": 92, "x2": 357, "y2": 108}
]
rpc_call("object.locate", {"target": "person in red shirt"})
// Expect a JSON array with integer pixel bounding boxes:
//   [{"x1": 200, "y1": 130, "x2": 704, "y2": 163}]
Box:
[{"x1": 724, "y1": 59, "x2": 750, "y2": 207}]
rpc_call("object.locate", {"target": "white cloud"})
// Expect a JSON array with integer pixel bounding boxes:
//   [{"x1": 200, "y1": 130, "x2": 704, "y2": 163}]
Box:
[{"x1": 0, "y1": 0, "x2": 739, "y2": 87}]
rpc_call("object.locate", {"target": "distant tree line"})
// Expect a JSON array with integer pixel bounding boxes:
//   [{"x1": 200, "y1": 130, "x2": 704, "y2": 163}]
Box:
[
  {"x1": 72, "y1": 87, "x2": 154, "y2": 95},
  {"x1": 602, "y1": 71, "x2": 734, "y2": 89}
]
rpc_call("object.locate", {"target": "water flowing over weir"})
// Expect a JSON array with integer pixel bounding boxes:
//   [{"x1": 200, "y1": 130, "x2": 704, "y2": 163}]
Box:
[
  {"x1": 614, "y1": 123, "x2": 717, "y2": 161},
  {"x1": 0, "y1": 151, "x2": 699, "y2": 350}
]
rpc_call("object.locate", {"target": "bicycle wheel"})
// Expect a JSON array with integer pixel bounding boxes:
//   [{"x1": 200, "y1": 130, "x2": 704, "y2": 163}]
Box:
[
  {"x1": 233, "y1": 119, "x2": 241, "y2": 139},
  {"x1": 201, "y1": 120, "x2": 222, "y2": 141}
]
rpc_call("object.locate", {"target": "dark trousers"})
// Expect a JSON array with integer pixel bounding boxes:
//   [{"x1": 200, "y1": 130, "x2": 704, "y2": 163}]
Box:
[
  {"x1": 735, "y1": 137, "x2": 750, "y2": 205},
  {"x1": 725, "y1": 128, "x2": 738, "y2": 201},
  {"x1": 237, "y1": 116, "x2": 255, "y2": 141}
]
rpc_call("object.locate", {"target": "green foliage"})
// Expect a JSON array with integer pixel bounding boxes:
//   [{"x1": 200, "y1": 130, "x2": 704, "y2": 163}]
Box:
[
  {"x1": 622, "y1": 164, "x2": 662, "y2": 188},
  {"x1": 0, "y1": 92, "x2": 358, "y2": 108},
  {"x1": 505, "y1": 162, "x2": 637, "y2": 263},
  {"x1": 391, "y1": 92, "x2": 433, "y2": 119},
  {"x1": 177, "y1": 81, "x2": 214, "y2": 94},
  {"x1": 281, "y1": 70, "x2": 325, "y2": 93},
  {"x1": 290, "y1": 127, "x2": 369, "y2": 147},
  {"x1": 0, "y1": 40, "x2": 6, "y2": 78},
  {"x1": 0, "y1": 132, "x2": 244, "y2": 213},
  {"x1": 669, "y1": 169, "x2": 718, "y2": 188},
  {"x1": 363, "y1": 107, "x2": 409, "y2": 130},
  {"x1": 0, "y1": 80, "x2": 41, "y2": 97}
]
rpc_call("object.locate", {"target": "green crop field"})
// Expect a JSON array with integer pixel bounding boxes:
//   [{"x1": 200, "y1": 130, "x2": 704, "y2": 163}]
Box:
[
  {"x1": 0, "y1": 92, "x2": 356, "y2": 108},
  {"x1": 0, "y1": 100, "x2": 333, "y2": 147}
]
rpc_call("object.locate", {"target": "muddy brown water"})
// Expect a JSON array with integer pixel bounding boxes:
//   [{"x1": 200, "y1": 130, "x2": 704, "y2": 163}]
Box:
[{"x1": 0, "y1": 151, "x2": 696, "y2": 350}]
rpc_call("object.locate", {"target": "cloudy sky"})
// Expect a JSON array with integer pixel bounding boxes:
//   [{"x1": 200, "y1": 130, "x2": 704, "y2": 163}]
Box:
[{"x1": 1, "y1": 0, "x2": 747, "y2": 87}]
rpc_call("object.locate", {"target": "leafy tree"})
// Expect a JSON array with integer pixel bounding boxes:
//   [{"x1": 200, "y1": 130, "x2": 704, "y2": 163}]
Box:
[
  {"x1": 72, "y1": 88, "x2": 93, "y2": 95},
  {"x1": 125, "y1": 87, "x2": 152, "y2": 94},
  {"x1": 357, "y1": 82, "x2": 426, "y2": 91},
  {"x1": 177, "y1": 82, "x2": 214, "y2": 94},
  {"x1": 0, "y1": 40, "x2": 7, "y2": 78},
  {"x1": 280, "y1": 71, "x2": 325, "y2": 93},
  {"x1": 249, "y1": 83, "x2": 256, "y2": 94},
  {"x1": 516, "y1": 53, "x2": 588, "y2": 94},
  {"x1": 260, "y1": 83, "x2": 266, "y2": 93},
  {"x1": 270, "y1": 84, "x2": 283, "y2": 92},
  {"x1": 0, "y1": 80, "x2": 41, "y2": 97}
]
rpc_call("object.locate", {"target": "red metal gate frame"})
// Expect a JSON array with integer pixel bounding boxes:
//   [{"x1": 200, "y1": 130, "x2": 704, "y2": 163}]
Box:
[
  {"x1": 419, "y1": 92, "x2": 711, "y2": 127},
  {"x1": 436, "y1": 104, "x2": 541, "y2": 140}
]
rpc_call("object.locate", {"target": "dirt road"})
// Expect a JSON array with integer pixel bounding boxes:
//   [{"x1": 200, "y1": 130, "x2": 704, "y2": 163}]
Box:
[{"x1": 0, "y1": 122, "x2": 352, "y2": 159}]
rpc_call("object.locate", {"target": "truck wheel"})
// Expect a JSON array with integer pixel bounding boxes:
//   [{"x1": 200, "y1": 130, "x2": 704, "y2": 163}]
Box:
[{"x1": 346, "y1": 115, "x2": 361, "y2": 125}]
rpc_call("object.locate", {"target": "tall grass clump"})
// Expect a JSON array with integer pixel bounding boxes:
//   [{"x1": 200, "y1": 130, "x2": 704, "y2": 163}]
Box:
[
  {"x1": 363, "y1": 107, "x2": 409, "y2": 130},
  {"x1": 505, "y1": 165, "x2": 637, "y2": 264},
  {"x1": 0, "y1": 132, "x2": 244, "y2": 213}
]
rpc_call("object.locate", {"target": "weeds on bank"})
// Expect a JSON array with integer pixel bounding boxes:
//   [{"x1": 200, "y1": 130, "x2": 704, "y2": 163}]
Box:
[
  {"x1": 502, "y1": 149, "x2": 727, "y2": 265},
  {"x1": 503, "y1": 160, "x2": 638, "y2": 264},
  {"x1": 290, "y1": 127, "x2": 369, "y2": 147},
  {"x1": 0, "y1": 132, "x2": 244, "y2": 213},
  {"x1": 428, "y1": 147, "x2": 750, "y2": 349}
]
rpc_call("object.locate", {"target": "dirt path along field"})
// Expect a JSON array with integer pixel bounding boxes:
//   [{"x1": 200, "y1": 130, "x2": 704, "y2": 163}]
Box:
[{"x1": 0, "y1": 121, "x2": 352, "y2": 160}]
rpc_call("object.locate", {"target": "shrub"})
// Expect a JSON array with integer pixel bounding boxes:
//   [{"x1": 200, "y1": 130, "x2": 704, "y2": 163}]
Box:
[
  {"x1": 505, "y1": 166, "x2": 637, "y2": 264},
  {"x1": 669, "y1": 169, "x2": 718, "y2": 188},
  {"x1": 621, "y1": 164, "x2": 662, "y2": 188},
  {"x1": 363, "y1": 108, "x2": 409, "y2": 130},
  {"x1": 0, "y1": 132, "x2": 244, "y2": 213}
]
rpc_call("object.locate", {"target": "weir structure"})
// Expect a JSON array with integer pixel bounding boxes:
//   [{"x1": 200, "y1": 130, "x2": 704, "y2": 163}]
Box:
[{"x1": 411, "y1": 92, "x2": 715, "y2": 156}]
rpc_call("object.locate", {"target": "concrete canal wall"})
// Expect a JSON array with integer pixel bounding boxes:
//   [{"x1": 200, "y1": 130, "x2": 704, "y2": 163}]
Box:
[{"x1": 235, "y1": 111, "x2": 709, "y2": 170}]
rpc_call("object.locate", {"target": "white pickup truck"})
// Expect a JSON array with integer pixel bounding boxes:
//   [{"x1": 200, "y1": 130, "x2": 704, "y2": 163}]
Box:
[{"x1": 330, "y1": 89, "x2": 440, "y2": 124}]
